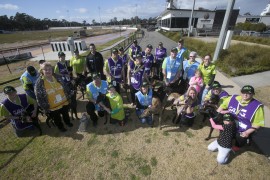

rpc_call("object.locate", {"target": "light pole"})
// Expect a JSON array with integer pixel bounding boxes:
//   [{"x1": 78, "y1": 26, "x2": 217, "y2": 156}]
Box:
[
  {"x1": 135, "y1": 4, "x2": 138, "y2": 27},
  {"x1": 213, "y1": 0, "x2": 236, "y2": 62},
  {"x1": 188, "y1": 0, "x2": 196, "y2": 37}
]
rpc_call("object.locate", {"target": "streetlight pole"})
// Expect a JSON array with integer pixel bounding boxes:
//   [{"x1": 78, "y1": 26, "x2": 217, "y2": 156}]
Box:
[
  {"x1": 135, "y1": 4, "x2": 138, "y2": 27},
  {"x1": 188, "y1": 0, "x2": 196, "y2": 37},
  {"x1": 213, "y1": 0, "x2": 236, "y2": 62}
]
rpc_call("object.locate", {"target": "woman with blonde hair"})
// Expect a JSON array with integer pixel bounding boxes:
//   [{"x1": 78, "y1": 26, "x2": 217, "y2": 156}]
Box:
[{"x1": 35, "y1": 62, "x2": 73, "y2": 132}]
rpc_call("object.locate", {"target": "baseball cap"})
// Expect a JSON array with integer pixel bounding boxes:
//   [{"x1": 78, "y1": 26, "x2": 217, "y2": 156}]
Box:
[
  {"x1": 112, "y1": 48, "x2": 118, "y2": 53},
  {"x1": 147, "y1": 44, "x2": 153, "y2": 49},
  {"x1": 158, "y1": 42, "x2": 163, "y2": 45},
  {"x1": 171, "y1": 47, "x2": 178, "y2": 52},
  {"x1": 241, "y1": 85, "x2": 255, "y2": 94},
  {"x1": 3, "y1": 86, "x2": 16, "y2": 94},
  {"x1": 141, "y1": 81, "x2": 149, "y2": 87},
  {"x1": 133, "y1": 39, "x2": 138, "y2": 43},
  {"x1": 223, "y1": 113, "x2": 234, "y2": 122},
  {"x1": 92, "y1": 74, "x2": 100, "y2": 80},
  {"x1": 27, "y1": 66, "x2": 37, "y2": 76},
  {"x1": 58, "y1": 51, "x2": 65, "y2": 57},
  {"x1": 212, "y1": 81, "x2": 221, "y2": 89}
]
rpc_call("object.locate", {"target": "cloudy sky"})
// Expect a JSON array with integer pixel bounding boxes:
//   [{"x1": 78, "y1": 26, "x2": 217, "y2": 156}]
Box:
[{"x1": 0, "y1": 0, "x2": 269, "y2": 23}]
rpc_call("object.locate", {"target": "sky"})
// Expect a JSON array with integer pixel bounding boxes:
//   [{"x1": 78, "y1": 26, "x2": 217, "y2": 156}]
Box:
[{"x1": 0, "y1": 0, "x2": 269, "y2": 23}]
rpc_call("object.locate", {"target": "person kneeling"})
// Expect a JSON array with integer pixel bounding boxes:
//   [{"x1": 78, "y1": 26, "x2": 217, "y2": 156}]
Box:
[
  {"x1": 135, "y1": 82, "x2": 153, "y2": 126},
  {"x1": 102, "y1": 84, "x2": 125, "y2": 126},
  {"x1": 208, "y1": 113, "x2": 236, "y2": 164}
]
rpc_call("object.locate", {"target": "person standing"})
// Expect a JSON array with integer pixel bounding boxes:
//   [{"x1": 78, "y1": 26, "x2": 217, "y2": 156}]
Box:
[
  {"x1": 217, "y1": 85, "x2": 265, "y2": 150},
  {"x1": 54, "y1": 51, "x2": 71, "y2": 83},
  {"x1": 86, "y1": 43, "x2": 105, "y2": 80},
  {"x1": 183, "y1": 51, "x2": 200, "y2": 84},
  {"x1": 69, "y1": 48, "x2": 86, "y2": 77},
  {"x1": 176, "y1": 38, "x2": 189, "y2": 61},
  {"x1": 118, "y1": 46, "x2": 129, "y2": 83},
  {"x1": 35, "y1": 62, "x2": 73, "y2": 132},
  {"x1": 141, "y1": 44, "x2": 154, "y2": 78},
  {"x1": 85, "y1": 75, "x2": 108, "y2": 127},
  {"x1": 20, "y1": 66, "x2": 39, "y2": 100},
  {"x1": 103, "y1": 48, "x2": 125, "y2": 94},
  {"x1": 198, "y1": 54, "x2": 216, "y2": 105},
  {"x1": 127, "y1": 54, "x2": 149, "y2": 106},
  {"x1": 162, "y1": 47, "x2": 183, "y2": 91},
  {"x1": 128, "y1": 39, "x2": 142, "y2": 61},
  {"x1": 154, "y1": 42, "x2": 167, "y2": 80}
]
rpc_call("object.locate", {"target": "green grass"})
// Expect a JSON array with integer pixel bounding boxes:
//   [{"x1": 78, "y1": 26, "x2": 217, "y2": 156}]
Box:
[
  {"x1": 150, "y1": 157, "x2": 158, "y2": 167},
  {"x1": 0, "y1": 29, "x2": 117, "y2": 44},
  {"x1": 138, "y1": 165, "x2": 152, "y2": 176},
  {"x1": 232, "y1": 35, "x2": 270, "y2": 46},
  {"x1": 111, "y1": 150, "x2": 119, "y2": 158},
  {"x1": 87, "y1": 133, "x2": 98, "y2": 146}
]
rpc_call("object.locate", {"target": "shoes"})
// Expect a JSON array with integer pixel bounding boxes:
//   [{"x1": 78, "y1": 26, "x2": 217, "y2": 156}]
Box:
[
  {"x1": 232, "y1": 146, "x2": 240, "y2": 152},
  {"x1": 59, "y1": 127, "x2": 67, "y2": 132},
  {"x1": 66, "y1": 123, "x2": 73, "y2": 127}
]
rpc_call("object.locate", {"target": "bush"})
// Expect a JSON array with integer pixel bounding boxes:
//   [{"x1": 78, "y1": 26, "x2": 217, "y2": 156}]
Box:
[{"x1": 232, "y1": 35, "x2": 270, "y2": 46}]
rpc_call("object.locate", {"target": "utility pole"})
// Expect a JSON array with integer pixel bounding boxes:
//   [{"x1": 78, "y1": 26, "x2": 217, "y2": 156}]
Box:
[
  {"x1": 188, "y1": 0, "x2": 196, "y2": 37},
  {"x1": 213, "y1": 0, "x2": 236, "y2": 62},
  {"x1": 135, "y1": 4, "x2": 138, "y2": 27}
]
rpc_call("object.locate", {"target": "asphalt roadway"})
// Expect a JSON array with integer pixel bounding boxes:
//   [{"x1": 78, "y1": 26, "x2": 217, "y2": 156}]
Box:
[{"x1": 1, "y1": 30, "x2": 269, "y2": 127}]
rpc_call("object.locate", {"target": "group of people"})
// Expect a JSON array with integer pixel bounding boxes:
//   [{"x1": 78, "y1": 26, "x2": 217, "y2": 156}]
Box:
[{"x1": 0, "y1": 39, "x2": 265, "y2": 165}]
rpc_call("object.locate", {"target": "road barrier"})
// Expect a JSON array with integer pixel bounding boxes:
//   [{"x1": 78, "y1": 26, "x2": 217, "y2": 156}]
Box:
[{"x1": 50, "y1": 41, "x2": 87, "y2": 52}]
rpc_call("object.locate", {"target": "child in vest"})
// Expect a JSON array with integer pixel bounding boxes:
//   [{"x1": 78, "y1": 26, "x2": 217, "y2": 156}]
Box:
[
  {"x1": 189, "y1": 69, "x2": 203, "y2": 94},
  {"x1": 208, "y1": 113, "x2": 236, "y2": 164}
]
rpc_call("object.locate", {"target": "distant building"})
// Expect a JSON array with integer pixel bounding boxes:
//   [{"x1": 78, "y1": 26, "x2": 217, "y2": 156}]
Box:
[
  {"x1": 236, "y1": 3, "x2": 270, "y2": 26},
  {"x1": 157, "y1": 1, "x2": 239, "y2": 32}
]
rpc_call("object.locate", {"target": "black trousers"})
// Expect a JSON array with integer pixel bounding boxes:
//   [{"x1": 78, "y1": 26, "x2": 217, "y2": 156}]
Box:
[
  {"x1": 130, "y1": 85, "x2": 139, "y2": 104},
  {"x1": 49, "y1": 105, "x2": 71, "y2": 130},
  {"x1": 86, "y1": 102, "x2": 105, "y2": 123},
  {"x1": 235, "y1": 132, "x2": 253, "y2": 147}
]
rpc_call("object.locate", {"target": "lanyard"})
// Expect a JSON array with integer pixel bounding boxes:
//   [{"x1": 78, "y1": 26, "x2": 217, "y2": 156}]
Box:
[{"x1": 168, "y1": 57, "x2": 176, "y2": 69}]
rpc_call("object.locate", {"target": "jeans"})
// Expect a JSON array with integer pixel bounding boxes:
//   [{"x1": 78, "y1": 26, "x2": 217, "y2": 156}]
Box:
[
  {"x1": 136, "y1": 109, "x2": 152, "y2": 125},
  {"x1": 200, "y1": 86, "x2": 210, "y2": 105}
]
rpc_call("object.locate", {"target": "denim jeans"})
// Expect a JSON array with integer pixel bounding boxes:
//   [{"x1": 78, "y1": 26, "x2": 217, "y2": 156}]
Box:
[
  {"x1": 136, "y1": 109, "x2": 152, "y2": 125},
  {"x1": 200, "y1": 86, "x2": 210, "y2": 105}
]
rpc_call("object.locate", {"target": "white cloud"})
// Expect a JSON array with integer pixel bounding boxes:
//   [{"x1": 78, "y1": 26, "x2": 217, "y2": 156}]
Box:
[
  {"x1": 0, "y1": 3, "x2": 19, "y2": 10},
  {"x1": 75, "y1": 8, "x2": 88, "y2": 14}
]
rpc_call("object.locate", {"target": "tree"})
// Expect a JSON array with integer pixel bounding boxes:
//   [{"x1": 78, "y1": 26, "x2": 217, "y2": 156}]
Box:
[{"x1": 92, "y1": 19, "x2": 96, "y2": 25}]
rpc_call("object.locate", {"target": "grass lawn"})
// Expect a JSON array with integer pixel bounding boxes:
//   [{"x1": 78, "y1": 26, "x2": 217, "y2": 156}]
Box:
[
  {"x1": 0, "y1": 98, "x2": 269, "y2": 179},
  {"x1": 0, "y1": 29, "x2": 119, "y2": 44}
]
